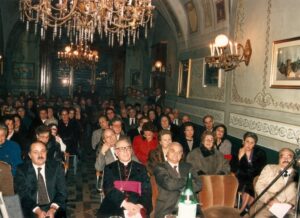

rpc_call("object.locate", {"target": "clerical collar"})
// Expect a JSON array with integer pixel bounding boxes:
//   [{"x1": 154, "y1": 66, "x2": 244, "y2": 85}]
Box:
[{"x1": 119, "y1": 160, "x2": 132, "y2": 166}]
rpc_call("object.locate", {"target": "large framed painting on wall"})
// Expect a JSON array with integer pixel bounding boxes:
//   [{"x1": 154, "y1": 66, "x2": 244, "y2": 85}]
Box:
[
  {"x1": 270, "y1": 37, "x2": 300, "y2": 88},
  {"x1": 202, "y1": 62, "x2": 222, "y2": 88},
  {"x1": 130, "y1": 69, "x2": 142, "y2": 89},
  {"x1": 178, "y1": 59, "x2": 191, "y2": 98},
  {"x1": 12, "y1": 62, "x2": 35, "y2": 80}
]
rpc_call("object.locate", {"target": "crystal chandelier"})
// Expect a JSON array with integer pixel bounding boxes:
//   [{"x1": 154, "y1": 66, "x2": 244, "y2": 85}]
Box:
[
  {"x1": 205, "y1": 34, "x2": 252, "y2": 71},
  {"x1": 19, "y1": 0, "x2": 155, "y2": 46},
  {"x1": 57, "y1": 42, "x2": 99, "y2": 68}
]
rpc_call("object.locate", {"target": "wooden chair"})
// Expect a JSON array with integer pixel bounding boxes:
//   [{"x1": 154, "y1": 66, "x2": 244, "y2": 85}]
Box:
[
  {"x1": 199, "y1": 175, "x2": 239, "y2": 210},
  {"x1": 0, "y1": 161, "x2": 14, "y2": 196},
  {"x1": 150, "y1": 176, "x2": 159, "y2": 218}
]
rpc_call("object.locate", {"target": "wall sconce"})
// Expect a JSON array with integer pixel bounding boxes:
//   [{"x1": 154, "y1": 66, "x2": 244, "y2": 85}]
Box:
[
  {"x1": 205, "y1": 34, "x2": 252, "y2": 71},
  {"x1": 152, "y1": 60, "x2": 166, "y2": 72},
  {"x1": 0, "y1": 55, "x2": 3, "y2": 76}
]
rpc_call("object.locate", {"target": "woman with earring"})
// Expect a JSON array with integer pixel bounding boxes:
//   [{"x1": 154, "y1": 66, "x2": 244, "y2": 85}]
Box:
[{"x1": 232, "y1": 132, "x2": 267, "y2": 213}]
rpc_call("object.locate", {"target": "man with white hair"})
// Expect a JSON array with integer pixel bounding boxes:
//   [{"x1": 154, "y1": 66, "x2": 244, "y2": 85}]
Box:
[
  {"x1": 97, "y1": 137, "x2": 152, "y2": 217},
  {"x1": 154, "y1": 142, "x2": 201, "y2": 218}
]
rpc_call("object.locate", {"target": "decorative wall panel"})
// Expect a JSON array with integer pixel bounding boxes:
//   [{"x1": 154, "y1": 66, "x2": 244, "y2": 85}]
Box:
[{"x1": 229, "y1": 113, "x2": 300, "y2": 144}]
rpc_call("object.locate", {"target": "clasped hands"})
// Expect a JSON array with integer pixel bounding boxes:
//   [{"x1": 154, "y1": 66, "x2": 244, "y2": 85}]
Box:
[
  {"x1": 35, "y1": 207, "x2": 56, "y2": 218},
  {"x1": 123, "y1": 201, "x2": 143, "y2": 217}
]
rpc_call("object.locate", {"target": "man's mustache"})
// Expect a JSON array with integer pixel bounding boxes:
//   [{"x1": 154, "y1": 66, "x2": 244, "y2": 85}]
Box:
[{"x1": 38, "y1": 156, "x2": 44, "y2": 160}]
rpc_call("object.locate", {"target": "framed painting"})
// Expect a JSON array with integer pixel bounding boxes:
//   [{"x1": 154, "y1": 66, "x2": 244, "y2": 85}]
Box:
[
  {"x1": 130, "y1": 69, "x2": 142, "y2": 88},
  {"x1": 270, "y1": 37, "x2": 300, "y2": 88},
  {"x1": 185, "y1": 1, "x2": 198, "y2": 33},
  {"x1": 202, "y1": 62, "x2": 222, "y2": 88},
  {"x1": 178, "y1": 59, "x2": 192, "y2": 98},
  {"x1": 12, "y1": 62, "x2": 35, "y2": 80},
  {"x1": 216, "y1": 0, "x2": 226, "y2": 23}
]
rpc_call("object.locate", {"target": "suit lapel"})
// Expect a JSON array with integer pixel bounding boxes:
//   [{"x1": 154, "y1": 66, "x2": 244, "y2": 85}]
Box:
[
  {"x1": 45, "y1": 162, "x2": 54, "y2": 199},
  {"x1": 166, "y1": 162, "x2": 180, "y2": 178}
]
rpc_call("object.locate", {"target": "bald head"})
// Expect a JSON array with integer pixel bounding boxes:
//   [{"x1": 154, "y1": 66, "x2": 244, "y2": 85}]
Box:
[{"x1": 167, "y1": 142, "x2": 183, "y2": 165}]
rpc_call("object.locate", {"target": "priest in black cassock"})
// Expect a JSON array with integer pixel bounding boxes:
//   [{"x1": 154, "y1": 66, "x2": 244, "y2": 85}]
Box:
[{"x1": 97, "y1": 136, "x2": 152, "y2": 218}]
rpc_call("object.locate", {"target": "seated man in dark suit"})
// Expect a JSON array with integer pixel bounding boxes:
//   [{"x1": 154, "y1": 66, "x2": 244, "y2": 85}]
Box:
[
  {"x1": 97, "y1": 136, "x2": 152, "y2": 218},
  {"x1": 153, "y1": 142, "x2": 202, "y2": 218},
  {"x1": 14, "y1": 141, "x2": 67, "y2": 218}
]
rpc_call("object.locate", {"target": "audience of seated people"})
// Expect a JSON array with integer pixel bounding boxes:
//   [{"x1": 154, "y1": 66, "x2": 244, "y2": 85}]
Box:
[{"x1": 0, "y1": 89, "x2": 298, "y2": 217}]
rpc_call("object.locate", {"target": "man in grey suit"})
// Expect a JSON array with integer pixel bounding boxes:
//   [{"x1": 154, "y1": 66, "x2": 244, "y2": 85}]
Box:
[
  {"x1": 95, "y1": 129, "x2": 139, "y2": 172},
  {"x1": 95, "y1": 129, "x2": 118, "y2": 172},
  {"x1": 153, "y1": 142, "x2": 201, "y2": 218}
]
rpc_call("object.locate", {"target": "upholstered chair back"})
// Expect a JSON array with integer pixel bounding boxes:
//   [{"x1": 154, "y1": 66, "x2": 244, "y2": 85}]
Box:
[
  {"x1": 0, "y1": 161, "x2": 14, "y2": 196},
  {"x1": 199, "y1": 175, "x2": 238, "y2": 210}
]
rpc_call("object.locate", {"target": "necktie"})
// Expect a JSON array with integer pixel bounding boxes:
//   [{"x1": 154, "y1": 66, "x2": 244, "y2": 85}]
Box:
[
  {"x1": 282, "y1": 171, "x2": 289, "y2": 177},
  {"x1": 173, "y1": 165, "x2": 180, "y2": 177},
  {"x1": 37, "y1": 167, "x2": 50, "y2": 205}
]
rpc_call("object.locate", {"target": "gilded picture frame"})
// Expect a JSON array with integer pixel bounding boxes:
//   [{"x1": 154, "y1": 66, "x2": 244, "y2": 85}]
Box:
[
  {"x1": 178, "y1": 59, "x2": 192, "y2": 98},
  {"x1": 202, "y1": 61, "x2": 222, "y2": 88},
  {"x1": 270, "y1": 37, "x2": 300, "y2": 88}
]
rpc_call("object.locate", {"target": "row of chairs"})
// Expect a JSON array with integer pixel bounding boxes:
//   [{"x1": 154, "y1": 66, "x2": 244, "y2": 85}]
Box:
[{"x1": 150, "y1": 174, "x2": 244, "y2": 217}]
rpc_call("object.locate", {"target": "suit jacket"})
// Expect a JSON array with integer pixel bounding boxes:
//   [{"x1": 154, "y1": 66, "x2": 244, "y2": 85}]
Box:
[
  {"x1": 123, "y1": 117, "x2": 138, "y2": 133},
  {"x1": 177, "y1": 135, "x2": 200, "y2": 157},
  {"x1": 98, "y1": 160, "x2": 152, "y2": 217},
  {"x1": 14, "y1": 160, "x2": 67, "y2": 218},
  {"x1": 91, "y1": 128, "x2": 104, "y2": 150},
  {"x1": 127, "y1": 128, "x2": 141, "y2": 142},
  {"x1": 254, "y1": 164, "x2": 297, "y2": 217},
  {"x1": 153, "y1": 161, "x2": 201, "y2": 218}
]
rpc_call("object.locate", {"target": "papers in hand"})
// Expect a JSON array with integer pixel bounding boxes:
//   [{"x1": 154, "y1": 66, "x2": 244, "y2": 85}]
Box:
[
  {"x1": 269, "y1": 203, "x2": 292, "y2": 218},
  {"x1": 124, "y1": 209, "x2": 142, "y2": 218}
]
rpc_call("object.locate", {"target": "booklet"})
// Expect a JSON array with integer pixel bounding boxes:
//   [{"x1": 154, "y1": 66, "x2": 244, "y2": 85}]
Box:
[
  {"x1": 269, "y1": 202, "x2": 292, "y2": 218},
  {"x1": 0, "y1": 192, "x2": 9, "y2": 218}
]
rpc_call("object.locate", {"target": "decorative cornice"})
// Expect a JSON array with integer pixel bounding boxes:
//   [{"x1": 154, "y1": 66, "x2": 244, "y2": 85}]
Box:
[
  {"x1": 176, "y1": 102, "x2": 225, "y2": 123},
  {"x1": 229, "y1": 113, "x2": 300, "y2": 144}
]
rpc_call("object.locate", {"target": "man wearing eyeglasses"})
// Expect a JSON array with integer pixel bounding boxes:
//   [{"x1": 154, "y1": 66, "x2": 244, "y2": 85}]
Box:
[
  {"x1": 254, "y1": 148, "x2": 297, "y2": 217},
  {"x1": 97, "y1": 136, "x2": 152, "y2": 218}
]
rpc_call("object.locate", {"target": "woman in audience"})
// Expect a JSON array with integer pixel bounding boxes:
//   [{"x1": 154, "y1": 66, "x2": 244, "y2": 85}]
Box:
[
  {"x1": 132, "y1": 121, "x2": 158, "y2": 165},
  {"x1": 231, "y1": 132, "x2": 267, "y2": 213},
  {"x1": 213, "y1": 124, "x2": 232, "y2": 160},
  {"x1": 187, "y1": 130, "x2": 230, "y2": 175},
  {"x1": 49, "y1": 123, "x2": 67, "y2": 153},
  {"x1": 158, "y1": 114, "x2": 179, "y2": 140},
  {"x1": 147, "y1": 109, "x2": 159, "y2": 128},
  {"x1": 147, "y1": 130, "x2": 172, "y2": 175},
  {"x1": 177, "y1": 121, "x2": 200, "y2": 157}
]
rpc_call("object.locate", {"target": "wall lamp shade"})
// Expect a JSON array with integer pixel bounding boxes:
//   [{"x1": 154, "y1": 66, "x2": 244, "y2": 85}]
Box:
[{"x1": 206, "y1": 34, "x2": 252, "y2": 71}]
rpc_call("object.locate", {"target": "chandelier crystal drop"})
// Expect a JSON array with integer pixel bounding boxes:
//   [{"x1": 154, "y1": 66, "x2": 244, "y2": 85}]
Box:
[{"x1": 20, "y1": 0, "x2": 155, "y2": 46}]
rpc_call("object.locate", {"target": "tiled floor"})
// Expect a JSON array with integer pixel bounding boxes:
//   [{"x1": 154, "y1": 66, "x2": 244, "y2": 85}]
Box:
[{"x1": 66, "y1": 148, "x2": 101, "y2": 218}]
